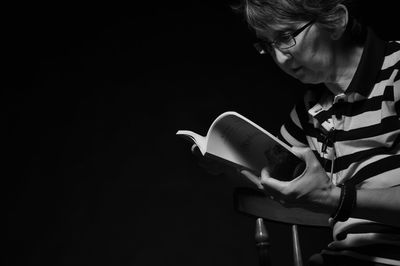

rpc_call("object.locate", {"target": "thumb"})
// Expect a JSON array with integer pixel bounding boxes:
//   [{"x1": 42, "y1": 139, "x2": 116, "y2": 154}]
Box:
[
  {"x1": 327, "y1": 239, "x2": 347, "y2": 250},
  {"x1": 259, "y1": 167, "x2": 286, "y2": 193},
  {"x1": 291, "y1": 146, "x2": 314, "y2": 162},
  {"x1": 327, "y1": 233, "x2": 374, "y2": 250}
]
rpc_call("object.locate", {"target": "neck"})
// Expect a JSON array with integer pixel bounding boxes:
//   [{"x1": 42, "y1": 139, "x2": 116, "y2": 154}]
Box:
[{"x1": 324, "y1": 43, "x2": 364, "y2": 95}]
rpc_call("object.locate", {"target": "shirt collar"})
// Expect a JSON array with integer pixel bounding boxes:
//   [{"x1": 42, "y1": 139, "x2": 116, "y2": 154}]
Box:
[{"x1": 346, "y1": 27, "x2": 386, "y2": 96}]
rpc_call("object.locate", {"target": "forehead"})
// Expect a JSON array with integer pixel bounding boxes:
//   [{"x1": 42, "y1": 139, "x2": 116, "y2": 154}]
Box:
[{"x1": 255, "y1": 22, "x2": 302, "y2": 40}]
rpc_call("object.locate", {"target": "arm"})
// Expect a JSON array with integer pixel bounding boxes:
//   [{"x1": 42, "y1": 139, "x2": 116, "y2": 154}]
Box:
[
  {"x1": 353, "y1": 185, "x2": 400, "y2": 227},
  {"x1": 241, "y1": 146, "x2": 400, "y2": 228}
]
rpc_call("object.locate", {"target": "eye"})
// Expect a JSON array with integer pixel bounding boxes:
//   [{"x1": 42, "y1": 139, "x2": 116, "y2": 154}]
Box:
[{"x1": 276, "y1": 33, "x2": 293, "y2": 44}]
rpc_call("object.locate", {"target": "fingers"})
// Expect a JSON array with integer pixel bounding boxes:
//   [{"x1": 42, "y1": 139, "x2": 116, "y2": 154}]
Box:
[
  {"x1": 240, "y1": 168, "x2": 288, "y2": 198},
  {"x1": 240, "y1": 170, "x2": 279, "y2": 201},
  {"x1": 259, "y1": 168, "x2": 303, "y2": 207},
  {"x1": 191, "y1": 144, "x2": 202, "y2": 158},
  {"x1": 328, "y1": 218, "x2": 335, "y2": 228},
  {"x1": 190, "y1": 143, "x2": 197, "y2": 153},
  {"x1": 327, "y1": 233, "x2": 375, "y2": 250},
  {"x1": 240, "y1": 170, "x2": 263, "y2": 189}
]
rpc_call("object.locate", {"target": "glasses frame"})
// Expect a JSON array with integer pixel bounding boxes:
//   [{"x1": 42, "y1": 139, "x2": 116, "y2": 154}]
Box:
[{"x1": 254, "y1": 19, "x2": 316, "y2": 54}]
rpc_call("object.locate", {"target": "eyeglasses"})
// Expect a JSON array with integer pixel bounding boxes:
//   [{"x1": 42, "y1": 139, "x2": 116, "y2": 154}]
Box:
[{"x1": 254, "y1": 20, "x2": 315, "y2": 54}]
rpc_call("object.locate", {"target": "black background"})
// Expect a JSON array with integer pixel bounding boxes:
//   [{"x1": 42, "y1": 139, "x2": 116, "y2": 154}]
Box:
[{"x1": 5, "y1": 1, "x2": 399, "y2": 265}]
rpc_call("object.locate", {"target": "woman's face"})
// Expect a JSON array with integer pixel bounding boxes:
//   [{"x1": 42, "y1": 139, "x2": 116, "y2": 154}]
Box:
[{"x1": 257, "y1": 22, "x2": 337, "y2": 84}]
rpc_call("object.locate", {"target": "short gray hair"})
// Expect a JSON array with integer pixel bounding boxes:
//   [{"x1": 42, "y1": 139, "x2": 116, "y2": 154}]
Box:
[{"x1": 234, "y1": 0, "x2": 351, "y2": 31}]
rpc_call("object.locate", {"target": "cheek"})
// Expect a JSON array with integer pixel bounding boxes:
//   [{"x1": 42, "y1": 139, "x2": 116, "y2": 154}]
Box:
[
  {"x1": 294, "y1": 47, "x2": 330, "y2": 71},
  {"x1": 297, "y1": 35, "x2": 333, "y2": 69}
]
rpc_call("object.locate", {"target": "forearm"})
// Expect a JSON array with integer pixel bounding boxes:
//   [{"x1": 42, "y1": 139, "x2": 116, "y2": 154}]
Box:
[
  {"x1": 318, "y1": 183, "x2": 400, "y2": 227},
  {"x1": 351, "y1": 185, "x2": 400, "y2": 227}
]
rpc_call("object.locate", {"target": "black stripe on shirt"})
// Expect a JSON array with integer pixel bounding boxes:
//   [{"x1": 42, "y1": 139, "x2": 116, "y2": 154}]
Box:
[
  {"x1": 283, "y1": 117, "x2": 308, "y2": 145},
  {"x1": 314, "y1": 109, "x2": 332, "y2": 124},
  {"x1": 284, "y1": 102, "x2": 310, "y2": 145},
  {"x1": 313, "y1": 86, "x2": 394, "y2": 125},
  {"x1": 334, "y1": 115, "x2": 400, "y2": 141},
  {"x1": 334, "y1": 131, "x2": 400, "y2": 174},
  {"x1": 333, "y1": 146, "x2": 395, "y2": 173},
  {"x1": 321, "y1": 157, "x2": 333, "y2": 173},
  {"x1": 334, "y1": 94, "x2": 388, "y2": 117},
  {"x1": 337, "y1": 85, "x2": 395, "y2": 118},
  {"x1": 394, "y1": 65, "x2": 400, "y2": 82},
  {"x1": 277, "y1": 130, "x2": 292, "y2": 147},
  {"x1": 376, "y1": 62, "x2": 400, "y2": 84},
  {"x1": 346, "y1": 154, "x2": 400, "y2": 185},
  {"x1": 385, "y1": 41, "x2": 400, "y2": 57}
]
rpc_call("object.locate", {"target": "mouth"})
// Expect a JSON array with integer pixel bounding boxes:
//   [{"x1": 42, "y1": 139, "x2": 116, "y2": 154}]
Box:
[{"x1": 292, "y1": 66, "x2": 302, "y2": 73}]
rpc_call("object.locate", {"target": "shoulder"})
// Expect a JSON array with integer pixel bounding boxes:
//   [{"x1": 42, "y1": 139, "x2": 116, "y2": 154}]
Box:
[
  {"x1": 383, "y1": 40, "x2": 400, "y2": 69},
  {"x1": 379, "y1": 40, "x2": 400, "y2": 114}
]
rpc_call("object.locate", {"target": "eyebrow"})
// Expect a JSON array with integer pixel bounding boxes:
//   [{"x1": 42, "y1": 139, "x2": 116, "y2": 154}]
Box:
[
  {"x1": 271, "y1": 25, "x2": 298, "y2": 38},
  {"x1": 255, "y1": 23, "x2": 298, "y2": 41},
  {"x1": 274, "y1": 29, "x2": 292, "y2": 36}
]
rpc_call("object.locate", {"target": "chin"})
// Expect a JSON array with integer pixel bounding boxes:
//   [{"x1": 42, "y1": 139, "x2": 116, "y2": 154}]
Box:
[
  {"x1": 301, "y1": 78, "x2": 322, "y2": 84},
  {"x1": 295, "y1": 74, "x2": 323, "y2": 85},
  {"x1": 293, "y1": 74, "x2": 310, "y2": 84}
]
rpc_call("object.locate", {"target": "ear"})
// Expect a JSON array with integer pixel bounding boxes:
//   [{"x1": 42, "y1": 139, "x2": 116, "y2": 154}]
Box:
[{"x1": 331, "y1": 4, "x2": 349, "y2": 40}]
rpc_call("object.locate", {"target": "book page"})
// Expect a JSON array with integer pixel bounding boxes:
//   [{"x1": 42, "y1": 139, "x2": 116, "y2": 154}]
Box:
[
  {"x1": 176, "y1": 130, "x2": 207, "y2": 155},
  {"x1": 205, "y1": 112, "x2": 305, "y2": 180}
]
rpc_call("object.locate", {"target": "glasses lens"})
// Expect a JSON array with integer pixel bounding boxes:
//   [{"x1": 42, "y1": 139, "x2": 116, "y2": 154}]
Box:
[{"x1": 276, "y1": 35, "x2": 296, "y2": 50}]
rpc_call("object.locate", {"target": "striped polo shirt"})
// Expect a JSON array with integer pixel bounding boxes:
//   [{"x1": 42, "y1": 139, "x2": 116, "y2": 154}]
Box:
[{"x1": 279, "y1": 27, "x2": 400, "y2": 264}]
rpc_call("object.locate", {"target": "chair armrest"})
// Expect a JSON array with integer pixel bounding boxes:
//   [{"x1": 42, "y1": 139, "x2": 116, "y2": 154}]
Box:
[{"x1": 233, "y1": 187, "x2": 330, "y2": 227}]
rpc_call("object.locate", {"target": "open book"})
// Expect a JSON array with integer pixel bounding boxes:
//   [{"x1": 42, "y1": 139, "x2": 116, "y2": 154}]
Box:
[
  {"x1": 176, "y1": 111, "x2": 305, "y2": 182},
  {"x1": 177, "y1": 111, "x2": 331, "y2": 227}
]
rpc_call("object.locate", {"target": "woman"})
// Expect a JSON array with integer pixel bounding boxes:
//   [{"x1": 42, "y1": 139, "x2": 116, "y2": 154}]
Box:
[{"x1": 236, "y1": 0, "x2": 400, "y2": 265}]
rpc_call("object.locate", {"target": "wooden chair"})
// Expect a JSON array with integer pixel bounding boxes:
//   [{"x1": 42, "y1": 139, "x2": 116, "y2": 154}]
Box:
[
  {"x1": 233, "y1": 187, "x2": 330, "y2": 266},
  {"x1": 253, "y1": 218, "x2": 302, "y2": 266}
]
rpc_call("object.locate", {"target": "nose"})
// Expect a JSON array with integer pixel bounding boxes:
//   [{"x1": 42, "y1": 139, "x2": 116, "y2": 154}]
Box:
[{"x1": 272, "y1": 47, "x2": 292, "y2": 65}]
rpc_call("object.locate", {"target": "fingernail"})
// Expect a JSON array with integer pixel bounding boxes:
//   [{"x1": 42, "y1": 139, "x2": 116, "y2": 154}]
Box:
[
  {"x1": 239, "y1": 169, "x2": 247, "y2": 175},
  {"x1": 327, "y1": 243, "x2": 336, "y2": 250},
  {"x1": 328, "y1": 218, "x2": 333, "y2": 227}
]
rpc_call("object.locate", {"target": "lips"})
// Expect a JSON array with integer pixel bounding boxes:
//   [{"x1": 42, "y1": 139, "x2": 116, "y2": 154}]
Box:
[
  {"x1": 291, "y1": 66, "x2": 304, "y2": 76},
  {"x1": 292, "y1": 66, "x2": 302, "y2": 72}
]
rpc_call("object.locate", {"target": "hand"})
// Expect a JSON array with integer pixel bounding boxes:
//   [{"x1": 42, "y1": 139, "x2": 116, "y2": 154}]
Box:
[
  {"x1": 241, "y1": 146, "x2": 340, "y2": 213},
  {"x1": 327, "y1": 233, "x2": 381, "y2": 250}
]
